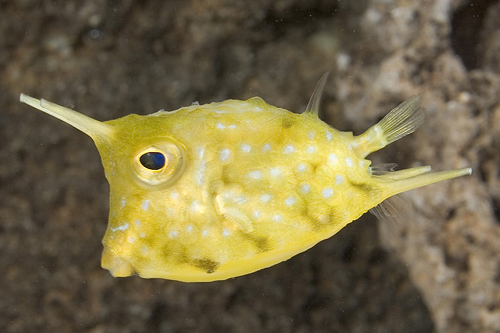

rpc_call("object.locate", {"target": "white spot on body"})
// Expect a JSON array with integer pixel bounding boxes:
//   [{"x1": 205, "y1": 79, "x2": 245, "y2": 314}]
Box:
[
  {"x1": 322, "y1": 188, "x2": 334, "y2": 199},
  {"x1": 272, "y1": 214, "x2": 283, "y2": 222},
  {"x1": 110, "y1": 223, "x2": 129, "y2": 232},
  {"x1": 196, "y1": 167, "x2": 205, "y2": 186},
  {"x1": 335, "y1": 175, "x2": 344, "y2": 184},
  {"x1": 196, "y1": 146, "x2": 205, "y2": 158},
  {"x1": 352, "y1": 141, "x2": 359, "y2": 148},
  {"x1": 139, "y1": 232, "x2": 146, "y2": 238},
  {"x1": 186, "y1": 224, "x2": 194, "y2": 232},
  {"x1": 202, "y1": 229, "x2": 209, "y2": 236},
  {"x1": 269, "y1": 167, "x2": 281, "y2": 177},
  {"x1": 254, "y1": 106, "x2": 263, "y2": 111},
  {"x1": 326, "y1": 132, "x2": 333, "y2": 141},
  {"x1": 121, "y1": 197, "x2": 126, "y2": 207},
  {"x1": 228, "y1": 124, "x2": 237, "y2": 129},
  {"x1": 170, "y1": 191, "x2": 180, "y2": 200},
  {"x1": 328, "y1": 153, "x2": 338, "y2": 165},
  {"x1": 142, "y1": 200, "x2": 150, "y2": 210},
  {"x1": 262, "y1": 144, "x2": 272, "y2": 152},
  {"x1": 128, "y1": 237, "x2": 135, "y2": 244},
  {"x1": 220, "y1": 148, "x2": 231, "y2": 161},
  {"x1": 284, "y1": 144, "x2": 295, "y2": 154},
  {"x1": 306, "y1": 145, "x2": 316, "y2": 154},
  {"x1": 221, "y1": 190, "x2": 235, "y2": 200},
  {"x1": 300, "y1": 184, "x2": 310, "y2": 194},
  {"x1": 190, "y1": 201, "x2": 201, "y2": 212},
  {"x1": 308, "y1": 131, "x2": 315, "y2": 139},
  {"x1": 296, "y1": 163, "x2": 307, "y2": 172},
  {"x1": 248, "y1": 170, "x2": 262, "y2": 179},
  {"x1": 169, "y1": 231, "x2": 179, "y2": 239},
  {"x1": 240, "y1": 144, "x2": 251, "y2": 153},
  {"x1": 260, "y1": 194, "x2": 272, "y2": 203},
  {"x1": 285, "y1": 196, "x2": 297, "y2": 206},
  {"x1": 134, "y1": 219, "x2": 141, "y2": 226},
  {"x1": 253, "y1": 210, "x2": 262, "y2": 219},
  {"x1": 345, "y1": 157, "x2": 354, "y2": 167},
  {"x1": 216, "y1": 123, "x2": 225, "y2": 129},
  {"x1": 196, "y1": 147, "x2": 206, "y2": 186},
  {"x1": 222, "y1": 228, "x2": 231, "y2": 237},
  {"x1": 235, "y1": 196, "x2": 247, "y2": 204}
]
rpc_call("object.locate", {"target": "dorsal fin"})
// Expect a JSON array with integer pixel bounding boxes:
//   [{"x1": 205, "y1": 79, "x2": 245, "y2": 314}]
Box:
[
  {"x1": 352, "y1": 95, "x2": 425, "y2": 158},
  {"x1": 376, "y1": 95, "x2": 424, "y2": 145},
  {"x1": 304, "y1": 72, "x2": 329, "y2": 116}
]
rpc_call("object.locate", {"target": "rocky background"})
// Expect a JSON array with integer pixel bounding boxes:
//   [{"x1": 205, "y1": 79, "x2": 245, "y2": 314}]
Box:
[{"x1": 0, "y1": 0, "x2": 498, "y2": 332}]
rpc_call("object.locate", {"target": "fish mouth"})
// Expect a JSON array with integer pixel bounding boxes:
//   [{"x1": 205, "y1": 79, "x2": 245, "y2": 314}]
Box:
[{"x1": 101, "y1": 246, "x2": 135, "y2": 277}]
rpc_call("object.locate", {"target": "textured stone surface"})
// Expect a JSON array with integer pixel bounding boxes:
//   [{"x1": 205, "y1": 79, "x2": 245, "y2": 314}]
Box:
[
  {"x1": 0, "y1": 0, "x2": 495, "y2": 332},
  {"x1": 348, "y1": 0, "x2": 500, "y2": 332}
]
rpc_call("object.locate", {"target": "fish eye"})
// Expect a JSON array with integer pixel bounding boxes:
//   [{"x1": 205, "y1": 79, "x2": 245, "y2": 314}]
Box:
[
  {"x1": 133, "y1": 143, "x2": 186, "y2": 187},
  {"x1": 139, "y1": 152, "x2": 166, "y2": 170}
]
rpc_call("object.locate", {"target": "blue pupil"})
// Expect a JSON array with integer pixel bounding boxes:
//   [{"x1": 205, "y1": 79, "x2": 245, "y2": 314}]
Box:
[{"x1": 140, "y1": 152, "x2": 166, "y2": 170}]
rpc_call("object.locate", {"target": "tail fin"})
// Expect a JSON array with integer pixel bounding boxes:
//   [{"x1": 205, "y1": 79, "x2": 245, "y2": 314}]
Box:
[
  {"x1": 376, "y1": 166, "x2": 472, "y2": 199},
  {"x1": 353, "y1": 96, "x2": 424, "y2": 158}
]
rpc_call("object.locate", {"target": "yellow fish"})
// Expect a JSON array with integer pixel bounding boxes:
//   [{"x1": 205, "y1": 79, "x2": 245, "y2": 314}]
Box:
[{"x1": 20, "y1": 74, "x2": 471, "y2": 282}]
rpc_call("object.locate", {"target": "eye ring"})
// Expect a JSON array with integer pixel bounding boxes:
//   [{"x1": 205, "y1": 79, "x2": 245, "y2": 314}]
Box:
[{"x1": 132, "y1": 143, "x2": 186, "y2": 187}]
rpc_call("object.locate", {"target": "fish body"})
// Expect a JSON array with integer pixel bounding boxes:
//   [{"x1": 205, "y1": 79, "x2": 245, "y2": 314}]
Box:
[{"x1": 20, "y1": 76, "x2": 471, "y2": 282}]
